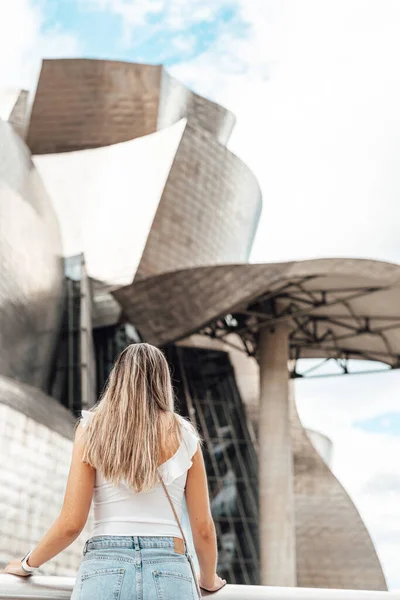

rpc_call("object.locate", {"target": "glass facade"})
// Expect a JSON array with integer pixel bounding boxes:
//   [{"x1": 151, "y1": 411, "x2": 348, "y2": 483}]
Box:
[{"x1": 165, "y1": 345, "x2": 260, "y2": 585}]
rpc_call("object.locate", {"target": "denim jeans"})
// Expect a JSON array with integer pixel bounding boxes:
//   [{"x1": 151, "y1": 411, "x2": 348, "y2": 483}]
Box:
[{"x1": 71, "y1": 535, "x2": 199, "y2": 600}]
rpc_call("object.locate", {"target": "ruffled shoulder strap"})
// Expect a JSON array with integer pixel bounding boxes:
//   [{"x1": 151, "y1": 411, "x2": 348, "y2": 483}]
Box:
[
  {"x1": 179, "y1": 415, "x2": 199, "y2": 459},
  {"x1": 80, "y1": 409, "x2": 94, "y2": 428},
  {"x1": 158, "y1": 415, "x2": 200, "y2": 485}
]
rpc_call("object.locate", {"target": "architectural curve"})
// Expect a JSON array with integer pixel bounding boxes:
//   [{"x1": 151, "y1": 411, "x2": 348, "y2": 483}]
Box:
[
  {"x1": 27, "y1": 59, "x2": 235, "y2": 154},
  {"x1": 290, "y1": 387, "x2": 387, "y2": 590},
  {"x1": 136, "y1": 122, "x2": 262, "y2": 278},
  {"x1": 114, "y1": 258, "x2": 400, "y2": 366},
  {"x1": 34, "y1": 119, "x2": 262, "y2": 283},
  {"x1": 34, "y1": 120, "x2": 187, "y2": 287},
  {"x1": 0, "y1": 119, "x2": 63, "y2": 389},
  {"x1": 158, "y1": 69, "x2": 235, "y2": 145},
  {"x1": 0, "y1": 89, "x2": 28, "y2": 138}
]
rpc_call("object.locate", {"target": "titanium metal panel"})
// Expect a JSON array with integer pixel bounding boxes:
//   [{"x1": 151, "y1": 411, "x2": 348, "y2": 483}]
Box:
[
  {"x1": 158, "y1": 70, "x2": 235, "y2": 146},
  {"x1": 114, "y1": 259, "x2": 400, "y2": 367},
  {"x1": 290, "y1": 389, "x2": 387, "y2": 590},
  {"x1": 0, "y1": 119, "x2": 63, "y2": 389},
  {"x1": 27, "y1": 59, "x2": 235, "y2": 154},
  {"x1": 136, "y1": 123, "x2": 262, "y2": 278},
  {"x1": 27, "y1": 60, "x2": 162, "y2": 154}
]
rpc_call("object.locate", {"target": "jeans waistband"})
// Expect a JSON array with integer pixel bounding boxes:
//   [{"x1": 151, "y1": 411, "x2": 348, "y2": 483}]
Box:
[{"x1": 84, "y1": 535, "x2": 182, "y2": 554}]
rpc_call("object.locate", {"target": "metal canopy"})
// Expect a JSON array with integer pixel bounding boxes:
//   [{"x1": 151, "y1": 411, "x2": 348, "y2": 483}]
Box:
[{"x1": 113, "y1": 258, "x2": 400, "y2": 368}]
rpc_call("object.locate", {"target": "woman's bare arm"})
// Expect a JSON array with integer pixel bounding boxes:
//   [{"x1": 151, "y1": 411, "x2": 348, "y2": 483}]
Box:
[
  {"x1": 185, "y1": 444, "x2": 226, "y2": 591},
  {"x1": 4, "y1": 422, "x2": 95, "y2": 574}
]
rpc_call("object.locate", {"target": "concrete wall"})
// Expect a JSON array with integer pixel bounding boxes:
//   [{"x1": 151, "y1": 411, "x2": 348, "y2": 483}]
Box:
[
  {"x1": 0, "y1": 377, "x2": 92, "y2": 576},
  {"x1": 0, "y1": 119, "x2": 63, "y2": 389}
]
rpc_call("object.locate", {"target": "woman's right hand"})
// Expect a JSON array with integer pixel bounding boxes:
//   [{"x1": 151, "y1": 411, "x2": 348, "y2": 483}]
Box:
[{"x1": 199, "y1": 573, "x2": 227, "y2": 592}]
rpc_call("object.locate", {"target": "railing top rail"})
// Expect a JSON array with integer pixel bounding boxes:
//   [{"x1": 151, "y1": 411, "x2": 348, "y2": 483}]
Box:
[{"x1": 0, "y1": 575, "x2": 399, "y2": 600}]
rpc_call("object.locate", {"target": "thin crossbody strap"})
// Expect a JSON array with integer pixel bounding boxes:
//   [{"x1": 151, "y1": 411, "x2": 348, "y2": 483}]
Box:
[
  {"x1": 159, "y1": 477, "x2": 188, "y2": 546},
  {"x1": 159, "y1": 473, "x2": 202, "y2": 598}
]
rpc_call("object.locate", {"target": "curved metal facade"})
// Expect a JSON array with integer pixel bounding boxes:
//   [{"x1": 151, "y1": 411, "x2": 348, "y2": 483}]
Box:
[
  {"x1": 136, "y1": 122, "x2": 262, "y2": 278},
  {"x1": 158, "y1": 70, "x2": 235, "y2": 145},
  {"x1": 114, "y1": 259, "x2": 400, "y2": 366},
  {"x1": 290, "y1": 389, "x2": 387, "y2": 590},
  {"x1": 27, "y1": 59, "x2": 235, "y2": 154},
  {"x1": 28, "y1": 59, "x2": 259, "y2": 277},
  {"x1": 0, "y1": 119, "x2": 63, "y2": 389}
]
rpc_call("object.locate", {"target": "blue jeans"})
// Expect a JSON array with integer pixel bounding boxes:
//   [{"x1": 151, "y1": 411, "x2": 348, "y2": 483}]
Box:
[{"x1": 71, "y1": 535, "x2": 199, "y2": 600}]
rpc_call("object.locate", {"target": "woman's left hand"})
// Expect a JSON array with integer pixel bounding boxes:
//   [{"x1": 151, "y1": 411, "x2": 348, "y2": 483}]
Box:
[{"x1": 3, "y1": 559, "x2": 32, "y2": 577}]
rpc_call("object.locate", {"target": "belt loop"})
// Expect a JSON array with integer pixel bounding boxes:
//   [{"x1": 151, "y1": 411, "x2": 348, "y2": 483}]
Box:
[
  {"x1": 133, "y1": 536, "x2": 141, "y2": 568},
  {"x1": 83, "y1": 540, "x2": 89, "y2": 556}
]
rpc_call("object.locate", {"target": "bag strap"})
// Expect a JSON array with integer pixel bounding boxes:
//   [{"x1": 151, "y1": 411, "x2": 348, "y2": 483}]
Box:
[{"x1": 159, "y1": 475, "x2": 188, "y2": 548}]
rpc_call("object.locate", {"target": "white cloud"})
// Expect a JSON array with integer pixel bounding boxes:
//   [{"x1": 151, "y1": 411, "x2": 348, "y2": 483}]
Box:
[
  {"x1": 81, "y1": 0, "x2": 241, "y2": 49},
  {"x1": 0, "y1": 0, "x2": 80, "y2": 93}
]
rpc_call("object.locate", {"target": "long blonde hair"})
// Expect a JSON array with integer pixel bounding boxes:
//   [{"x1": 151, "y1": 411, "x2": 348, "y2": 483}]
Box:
[{"x1": 81, "y1": 343, "x2": 186, "y2": 493}]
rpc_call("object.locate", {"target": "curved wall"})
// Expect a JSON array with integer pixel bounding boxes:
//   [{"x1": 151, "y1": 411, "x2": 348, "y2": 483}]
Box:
[
  {"x1": 136, "y1": 123, "x2": 262, "y2": 278},
  {"x1": 27, "y1": 59, "x2": 235, "y2": 154},
  {"x1": 290, "y1": 386, "x2": 387, "y2": 590},
  {"x1": 158, "y1": 70, "x2": 235, "y2": 146},
  {"x1": 34, "y1": 120, "x2": 186, "y2": 287},
  {"x1": 0, "y1": 119, "x2": 63, "y2": 389},
  {"x1": 0, "y1": 89, "x2": 28, "y2": 138},
  {"x1": 28, "y1": 60, "x2": 161, "y2": 154}
]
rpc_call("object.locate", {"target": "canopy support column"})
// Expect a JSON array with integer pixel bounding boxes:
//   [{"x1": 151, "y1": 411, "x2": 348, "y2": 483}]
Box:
[{"x1": 258, "y1": 324, "x2": 297, "y2": 586}]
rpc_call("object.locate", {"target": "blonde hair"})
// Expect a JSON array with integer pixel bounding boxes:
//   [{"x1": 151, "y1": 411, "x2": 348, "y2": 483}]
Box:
[{"x1": 80, "y1": 343, "x2": 191, "y2": 493}]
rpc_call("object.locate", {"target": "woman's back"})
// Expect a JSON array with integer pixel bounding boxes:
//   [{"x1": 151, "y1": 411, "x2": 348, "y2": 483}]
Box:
[
  {"x1": 81, "y1": 410, "x2": 198, "y2": 539},
  {"x1": 70, "y1": 343, "x2": 225, "y2": 599}
]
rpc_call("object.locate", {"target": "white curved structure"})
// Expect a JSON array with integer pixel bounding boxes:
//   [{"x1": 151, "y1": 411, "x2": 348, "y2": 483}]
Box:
[{"x1": 34, "y1": 120, "x2": 186, "y2": 286}]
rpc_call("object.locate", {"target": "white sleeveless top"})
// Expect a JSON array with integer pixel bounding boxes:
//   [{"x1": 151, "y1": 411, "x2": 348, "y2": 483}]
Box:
[{"x1": 81, "y1": 410, "x2": 199, "y2": 539}]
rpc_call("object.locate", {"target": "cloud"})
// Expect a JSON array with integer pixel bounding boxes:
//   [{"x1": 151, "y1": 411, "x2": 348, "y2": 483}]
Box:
[
  {"x1": 355, "y1": 412, "x2": 400, "y2": 436},
  {"x1": 0, "y1": 0, "x2": 80, "y2": 92},
  {"x1": 81, "y1": 0, "x2": 243, "y2": 50},
  {"x1": 363, "y1": 472, "x2": 400, "y2": 495}
]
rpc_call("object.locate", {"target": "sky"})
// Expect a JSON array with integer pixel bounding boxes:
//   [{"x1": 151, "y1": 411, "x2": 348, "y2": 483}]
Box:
[{"x1": 1, "y1": 0, "x2": 400, "y2": 590}]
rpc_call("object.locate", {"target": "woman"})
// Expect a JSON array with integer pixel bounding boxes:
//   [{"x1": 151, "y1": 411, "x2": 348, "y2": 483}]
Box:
[{"x1": 3, "y1": 343, "x2": 226, "y2": 598}]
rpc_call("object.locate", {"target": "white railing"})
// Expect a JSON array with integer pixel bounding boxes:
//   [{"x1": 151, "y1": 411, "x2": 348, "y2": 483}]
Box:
[{"x1": 0, "y1": 576, "x2": 399, "y2": 600}]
